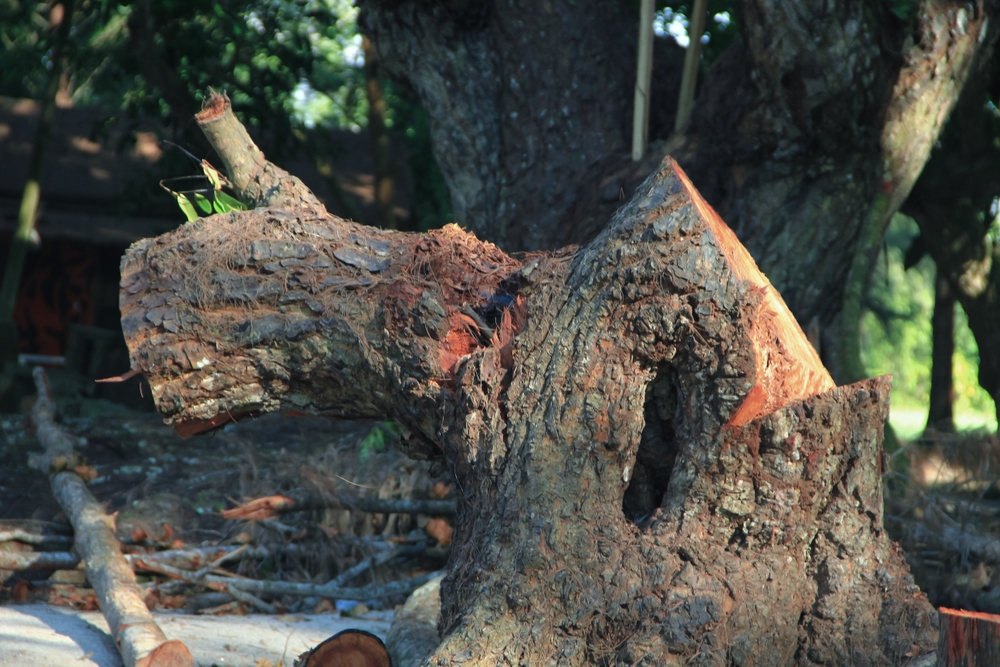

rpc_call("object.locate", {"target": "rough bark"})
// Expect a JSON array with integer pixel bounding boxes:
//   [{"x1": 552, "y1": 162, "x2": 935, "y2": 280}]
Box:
[
  {"x1": 118, "y1": 98, "x2": 936, "y2": 664},
  {"x1": 30, "y1": 367, "x2": 194, "y2": 667},
  {"x1": 357, "y1": 0, "x2": 636, "y2": 251},
  {"x1": 358, "y1": 0, "x2": 996, "y2": 383}
]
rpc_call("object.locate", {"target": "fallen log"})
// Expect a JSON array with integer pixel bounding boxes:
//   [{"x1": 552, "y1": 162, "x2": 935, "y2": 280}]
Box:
[
  {"x1": 295, "y1": 629, "x2": 391, "y2": 667},
  {"x1": 386, "y1": 575, "x2": 443, "y2": 667},
  {"x1": 0, "y1": 543, "x2": 343, "y2": 572},
  {"x1": 31, "y1": 367, "x2": 193, "y2": 667},
  {"x1": 0, "y1": 521, "x2": 73, "y2": 546}
]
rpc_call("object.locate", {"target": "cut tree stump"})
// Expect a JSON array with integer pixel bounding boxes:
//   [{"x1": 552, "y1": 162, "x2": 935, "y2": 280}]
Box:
[
  {"x1": 117, "y1": 91, "x2": 938, "y2": 665},
  {"x1": 938, "y1": 607, "x2": 1000, "y2": 666}
]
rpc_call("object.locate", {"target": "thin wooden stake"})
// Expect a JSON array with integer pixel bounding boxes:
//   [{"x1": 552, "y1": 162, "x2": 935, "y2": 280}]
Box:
[
  {"x1": 631, "y1": 0, "x2": 655, "y2": 161},
  {"x1": 675, "y1": 0, "x2": 709, "y2": 134}
]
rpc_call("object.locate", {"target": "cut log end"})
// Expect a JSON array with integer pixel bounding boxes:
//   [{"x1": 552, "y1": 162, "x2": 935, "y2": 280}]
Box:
[
  {"x1": 194, "y1": 88, "x2": 229, "y2": 123},
  {"x1": 296, "y1": 630, "x2": 391, "y2": 667},
  {"x1": 938, "y1": 607, "x2": 1000, "y2": 667},
  {"x1": 135, "y1": 640, "x2": 194, "y2": 667},
  {"x1": 667, "y1": 158, "x2": 835, "y2": 426}
]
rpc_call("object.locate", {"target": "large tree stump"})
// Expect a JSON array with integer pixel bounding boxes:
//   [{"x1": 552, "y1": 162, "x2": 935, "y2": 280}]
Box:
[{"x1": 118, "y1": 93, "x2": 937, "y2": 666}]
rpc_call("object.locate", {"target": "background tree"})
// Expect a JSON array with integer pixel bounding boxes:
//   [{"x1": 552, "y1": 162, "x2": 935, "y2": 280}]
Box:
[
  {"x1": 902, "y1": 50, "x2": 1000, "y2": 426},
  {"x1": 358, "y1": 0, "x2": 999, "y2": 394},
  {"x1": 0, "y1": 0, "x2": 452, "y2": 232}
]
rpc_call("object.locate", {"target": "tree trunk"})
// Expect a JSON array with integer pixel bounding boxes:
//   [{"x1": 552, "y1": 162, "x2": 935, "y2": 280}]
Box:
[
  {"x1": 357, "y1": 0, "x2": 995, "y2": 383},
  {"x1": 902, "y1": 37, "x2": 1000, "y2": 428},
  {"x1": 119, "y1": 94, "x2": 937, "y2": 665},
  {"x1": 928, "y1": 271, "x2": 956, "y2": 432}
]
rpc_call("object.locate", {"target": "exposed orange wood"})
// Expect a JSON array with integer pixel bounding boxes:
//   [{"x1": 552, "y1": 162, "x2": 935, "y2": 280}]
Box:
[
  {"x1": 669, "y1": 159, "x2": 834, "y2": 426},
  {"x1": 938, "y1": 607, "x2": 1000, "y2": 667}
]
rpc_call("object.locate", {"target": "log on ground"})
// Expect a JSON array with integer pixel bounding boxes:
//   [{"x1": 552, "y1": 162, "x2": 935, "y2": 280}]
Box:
[{"x1": 31, "y1": 367, "x2": 193, "y2": 667}]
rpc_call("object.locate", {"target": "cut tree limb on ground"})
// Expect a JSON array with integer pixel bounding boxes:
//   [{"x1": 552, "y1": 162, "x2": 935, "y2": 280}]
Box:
[
  {"x1": 30, "y1": 367, "x2": 194, "y2": 667},
  {"x1": 221, "y1": 492, "x2": 456, "y2": 520},
  {"x1": 0, "y1": 542, "x2": 408, "y2": 573},
  {"x1": 118, "y1": 90, "x2": 938, "y2": 665}
]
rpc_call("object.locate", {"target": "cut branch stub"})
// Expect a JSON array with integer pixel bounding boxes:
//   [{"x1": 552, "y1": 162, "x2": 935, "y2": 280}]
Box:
[{"x1": 195, "y1": 90, "x2": 326, "y2": 212}]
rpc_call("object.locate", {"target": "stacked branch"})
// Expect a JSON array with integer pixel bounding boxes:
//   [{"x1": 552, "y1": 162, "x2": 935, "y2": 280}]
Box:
[{"x1": 31, "y1": 367, "x2": 193, "y2": 667}]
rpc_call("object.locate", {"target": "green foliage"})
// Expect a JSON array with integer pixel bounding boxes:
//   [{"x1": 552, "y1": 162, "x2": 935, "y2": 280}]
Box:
[
  {"x1": 0, "y1": 0, "x2": 453, "y2": 232},
  {"x1": 861, "y1": 214, "x2": 995, "y2": 421},
  {"x1": 888, "y1": 0, "x2": 920, "y2": 21},
  {"x1": 359, "y1": 421, "x2": 402, "y2": 460},
  {"x1": 159, "y1": 157, "x2": 246, "y2": 221}
]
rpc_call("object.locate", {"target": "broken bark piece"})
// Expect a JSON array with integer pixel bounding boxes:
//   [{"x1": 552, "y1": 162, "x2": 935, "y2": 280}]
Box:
[
  {"x1": 938, "y1": 607, "x2": 1000, "y2": 666},
  {"x1": 295, "y1": 629, "x2": 391, "y2": 667},
  {"x1": 31, "y1": 367, "x2": 193, "y2": 667}
]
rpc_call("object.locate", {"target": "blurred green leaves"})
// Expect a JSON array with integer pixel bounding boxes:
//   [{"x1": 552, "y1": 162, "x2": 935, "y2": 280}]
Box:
[
  {"x1": 861, "y1": 214, "x2": 995, "y2": 418},
  {"x1": 0, "y1": 0, "x2": 452, "y2": 231}
]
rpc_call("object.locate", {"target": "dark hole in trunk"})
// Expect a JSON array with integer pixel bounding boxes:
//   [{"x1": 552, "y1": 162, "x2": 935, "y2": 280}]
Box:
[{"x1": 622, "y1": 367, "x2": 680, "y2": 526}]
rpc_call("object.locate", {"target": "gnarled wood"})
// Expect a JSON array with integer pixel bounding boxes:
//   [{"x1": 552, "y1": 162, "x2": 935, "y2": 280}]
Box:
[{"x1": 119, "y1": 101, "x2": 935, "y2": 665}]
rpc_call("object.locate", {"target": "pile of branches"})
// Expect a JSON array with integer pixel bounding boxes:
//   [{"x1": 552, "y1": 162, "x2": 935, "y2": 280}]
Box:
[
  {"x1": 884, "y1": 428, "x2": 1000, "y2": 613},
  {"x1": 0, "y1": 367, "x2": 447, "y2": 666}
]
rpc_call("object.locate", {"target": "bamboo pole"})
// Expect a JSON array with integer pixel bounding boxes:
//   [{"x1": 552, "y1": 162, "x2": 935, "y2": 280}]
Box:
[
  {"x1": 631, "y1": 0, "x2": 655, "y2": 161},
  {"x1": 675, "y1": 0, "x2": 709, "y2": 134},
  {"x1": 0, "y1": 1, "x2": 76, "y2": 362},
  {"x1": 31, "y1": 367, "x2": 193, "y2": 667}
]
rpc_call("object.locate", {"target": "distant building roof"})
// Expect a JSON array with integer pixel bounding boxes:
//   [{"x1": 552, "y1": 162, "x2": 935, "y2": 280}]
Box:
[{"x1": 0, "y1": 96, "x2": 410, "y2": 247}]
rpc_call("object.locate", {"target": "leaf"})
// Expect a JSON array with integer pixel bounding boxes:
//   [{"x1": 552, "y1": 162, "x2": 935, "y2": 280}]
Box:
[
  {"x1": 193, "y1": 192, "x2": 213, "y2": 214},
  {"x1": 359, "y1": 422, "x2": 401, "y2": 459},
  {"x1": 215, "y1": 190, "x2": 246, "y2": 212},
  {"x1": 201, "y1": 159, "x2": 227, "y2": 191},
  {"x1": 175, "y1": 194, "x2": 199, "y2": 222}
]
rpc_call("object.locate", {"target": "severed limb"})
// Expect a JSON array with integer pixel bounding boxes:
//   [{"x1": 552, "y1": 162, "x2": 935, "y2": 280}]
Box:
[
  {"x1": 31, "y1": 367, "x2": 193, "y2": 667},
  {"x1": 221, "y1": 493, "x2": 456, "y2": 520}
]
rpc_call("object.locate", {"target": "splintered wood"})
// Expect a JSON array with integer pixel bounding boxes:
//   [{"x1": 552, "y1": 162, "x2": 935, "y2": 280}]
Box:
[{"x1": 671, "y1": 161, "x2": 834, "y2": 425}]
